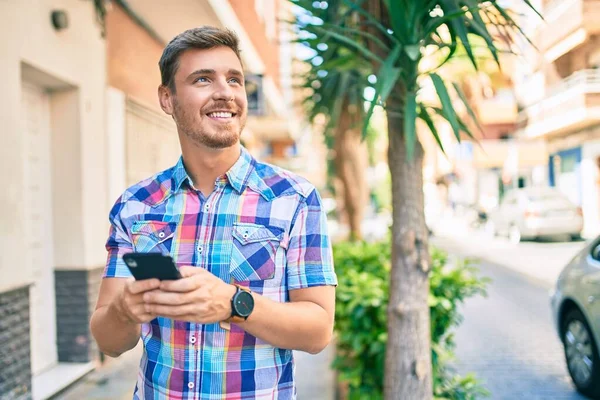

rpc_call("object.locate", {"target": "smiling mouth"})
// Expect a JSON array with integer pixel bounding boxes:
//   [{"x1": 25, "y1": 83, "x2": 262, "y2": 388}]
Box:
[{"x1": 207, "y1": 111, "x2": 236, "y2": 119}]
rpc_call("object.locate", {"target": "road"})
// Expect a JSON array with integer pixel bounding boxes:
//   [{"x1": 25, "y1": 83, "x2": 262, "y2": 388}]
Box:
[{"x1": 432, "y1": 221, "x2": 590, "y2": 399}]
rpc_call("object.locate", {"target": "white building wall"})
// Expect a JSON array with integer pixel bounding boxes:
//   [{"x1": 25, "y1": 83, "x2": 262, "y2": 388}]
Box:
[{"x1": 0, "y1": 0, "x2": 107, "y2": 292}]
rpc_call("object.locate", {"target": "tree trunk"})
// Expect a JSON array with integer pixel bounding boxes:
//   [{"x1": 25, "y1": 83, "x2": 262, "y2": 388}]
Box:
[
  {"x1": 384, "y1": 99, "x2": 432, "y2": 399},
  {"x1": 334, "y1": 107, "x2": 368, "y2": 241}
]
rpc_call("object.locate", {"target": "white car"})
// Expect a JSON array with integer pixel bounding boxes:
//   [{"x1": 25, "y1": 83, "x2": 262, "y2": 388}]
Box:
[
  {"x1": 551, "y1": 237, "x2": 600, "y2": 398},
  {"x1": 487, "y1": 187, "x2": 583, "y2": 243}
]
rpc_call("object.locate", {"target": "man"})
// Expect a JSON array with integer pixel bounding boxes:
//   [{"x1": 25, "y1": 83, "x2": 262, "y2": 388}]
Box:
[{"x1": 90, "y1": 26, "x2": 337, "y2": 399}]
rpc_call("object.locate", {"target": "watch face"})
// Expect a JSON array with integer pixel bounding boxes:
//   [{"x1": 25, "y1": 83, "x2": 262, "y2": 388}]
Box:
[{"x1": 233, "y1": 290, "x2": 254, "y2": 318}]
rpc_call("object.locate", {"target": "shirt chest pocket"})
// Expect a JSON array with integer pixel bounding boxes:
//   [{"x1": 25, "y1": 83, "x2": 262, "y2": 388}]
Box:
[
  {"x1": 230, "y1": 223, "x2": 284, "y2": 282},
  {"x1": 131, "y1": 221, "x2": 176, "y2": 254}
]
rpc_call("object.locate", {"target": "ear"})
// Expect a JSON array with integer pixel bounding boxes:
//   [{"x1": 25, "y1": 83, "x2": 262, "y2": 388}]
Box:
[{"x1": 158, "y1": 85, "x2": 174, "y2": 115}]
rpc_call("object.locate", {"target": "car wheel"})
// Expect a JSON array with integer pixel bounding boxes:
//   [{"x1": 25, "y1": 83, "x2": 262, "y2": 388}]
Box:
[
  {"x1": 562, "y1": 308, "x2": 600, "y2": 398},
  {"x1": 508, "y1": 225, "x2": 521, "y2": 244}
]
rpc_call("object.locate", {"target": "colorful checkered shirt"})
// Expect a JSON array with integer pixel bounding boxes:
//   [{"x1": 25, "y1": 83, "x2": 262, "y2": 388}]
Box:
[{"x1": 104, "y1": 147, "x2": 337, "y2": 399}]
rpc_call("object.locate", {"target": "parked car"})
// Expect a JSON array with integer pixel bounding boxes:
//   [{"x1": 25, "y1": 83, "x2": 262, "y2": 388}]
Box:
[
  {"x1": 487, "y1": 187, "x2": 583, "y2": 243},
  {"x1": 551, "y1": 238, "x2": 600, "y2": 398}
]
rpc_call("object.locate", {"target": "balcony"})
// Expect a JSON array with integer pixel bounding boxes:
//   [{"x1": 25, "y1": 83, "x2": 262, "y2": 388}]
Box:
[
  {"x1": 517, "y1": 69, "x2": 600, "y2": 139},
  {"x1": 538, "y1": 0, "x2": 600, "y2": 62}
]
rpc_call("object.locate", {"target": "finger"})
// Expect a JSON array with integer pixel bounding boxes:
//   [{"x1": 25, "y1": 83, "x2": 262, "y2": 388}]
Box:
[
  {"x1": 145, "y1": 303, "x2": 195, "y2": 318},
  {"x1": 128, "y1": 279, "x2": 161, "y2": 294},
  {"x1": 178, "y1": 266, "x2": 205, "y2": 278},
  {"x1": 160, "y1": 275, "x2": 200, "y2": 292},
  {"x1": 124, "y1": 294, "x2": 148, "y2": 309},
  {"x1": 123, "y1": 304, "x2": 155, "y2": 323},
  {"x1": 143, "y1": 290, "x2": 192, "y2": 306}
]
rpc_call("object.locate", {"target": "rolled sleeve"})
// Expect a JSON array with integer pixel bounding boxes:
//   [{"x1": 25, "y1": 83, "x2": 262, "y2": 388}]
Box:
[
  {"x1": 104, "y1": 196, "x2": 134, "y2": 279},
  {"x1": 286, "y1": 189, "x2": 337, "y2": 290}
]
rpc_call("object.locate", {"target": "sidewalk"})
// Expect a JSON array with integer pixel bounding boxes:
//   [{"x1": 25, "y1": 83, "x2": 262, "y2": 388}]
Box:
[{"x1": 53, "y1": 343, "x2": 336, "y2": 400}]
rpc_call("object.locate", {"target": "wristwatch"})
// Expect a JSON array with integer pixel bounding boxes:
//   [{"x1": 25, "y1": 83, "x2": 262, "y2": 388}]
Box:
[{"x1": 228, "y1": 284, "x2": 254, "y2": 323}]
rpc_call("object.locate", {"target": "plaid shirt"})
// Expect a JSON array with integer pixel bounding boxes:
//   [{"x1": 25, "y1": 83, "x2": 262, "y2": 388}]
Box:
[{"x1": 104, "y1": 147, "x2": 337, "y2": 400}]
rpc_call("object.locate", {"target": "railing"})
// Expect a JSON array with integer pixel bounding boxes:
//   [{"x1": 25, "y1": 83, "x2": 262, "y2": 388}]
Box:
[
  {"x1": 519, "y1": 69, "x2": 600, "y2": 124},
  {"x1": 545, "y1": 69, "x2": 600, "y2": 97},
  {"x1": 543, "y1": 0, "x2": 579, "y2": 20}
]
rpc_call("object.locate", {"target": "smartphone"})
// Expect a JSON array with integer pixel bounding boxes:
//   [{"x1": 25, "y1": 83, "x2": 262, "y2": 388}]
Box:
[{"x1": 123, "y1": 252, "x2": 182, "y2": 281}]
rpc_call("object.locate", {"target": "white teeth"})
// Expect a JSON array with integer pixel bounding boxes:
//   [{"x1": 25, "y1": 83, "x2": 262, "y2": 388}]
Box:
[{"x1": 208, "y1": 112, "x2": 233, "y2": 118}]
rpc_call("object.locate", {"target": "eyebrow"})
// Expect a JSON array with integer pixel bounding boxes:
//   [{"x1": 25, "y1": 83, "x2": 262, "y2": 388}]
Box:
[{"x1": 187, "y1": 69, "x2": 244, "y2": 79}]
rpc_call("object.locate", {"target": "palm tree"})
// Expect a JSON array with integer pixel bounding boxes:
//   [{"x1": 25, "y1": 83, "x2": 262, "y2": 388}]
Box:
[
  {"x1": 292, "y1": 1, "x2": 540, "y2": 398},
  {"x1": 293, "y1": 0, "x2": 373, "y2": 240}
]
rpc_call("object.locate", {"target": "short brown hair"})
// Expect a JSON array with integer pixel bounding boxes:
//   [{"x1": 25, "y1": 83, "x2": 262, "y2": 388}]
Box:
[{"x1": 159, "y1": 26, "x2": 242, "y2": 91}]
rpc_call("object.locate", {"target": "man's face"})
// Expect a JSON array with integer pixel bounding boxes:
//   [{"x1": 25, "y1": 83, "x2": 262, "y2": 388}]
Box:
[{"x1": 168, "y1": 47, "x2": 248, "y2": 149}]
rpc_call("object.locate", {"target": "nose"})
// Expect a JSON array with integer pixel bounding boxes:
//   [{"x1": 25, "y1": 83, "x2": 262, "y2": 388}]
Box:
[{"x1": 212, "y1": 78, "x2": 234, "y2": 102}]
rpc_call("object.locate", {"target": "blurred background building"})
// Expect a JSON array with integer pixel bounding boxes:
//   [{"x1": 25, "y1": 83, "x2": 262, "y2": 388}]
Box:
[
  {"x1": 515, "y1": 0, "x2": 600, "y2": 237},
  {"x1": 0, "y1": 1, "x2": 326, "y2": 399},
  {"x1": 421, "y1": 0, "x2": 600, "y2": 239}
]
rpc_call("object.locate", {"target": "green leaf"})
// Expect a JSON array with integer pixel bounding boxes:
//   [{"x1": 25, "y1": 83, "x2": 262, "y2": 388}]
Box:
[
  {"x1": 451, "y1": 82, "x2": 484, "y2": 135},
  {"x1": 440, "y1": 0, "x2": 478, "y2": 69},
  {"x1": 319, "y1": 23, "x2": 390, "y2": 53},
  {"x1": 456, "y1": 113, "x2": 477, "y2": 141},
  {"x1": 462, "y1": 0, "x2": 500, "y2": 66},
  {"x1": 430, "y1": 73, "x2": 461, "y2": 140},
  {"x1": 362, "y1": 44, "x2": 403, "y2": 138},
  {"x1": 423, "y1": 4, "x2": 478, "y2": 37},
  {"x1": 382, "y1": 0, "x2": 406, "y2": 40},
  {"x1": 418, "y1": 106, "x2": 446, "y2": 155},
  {"x1": 341, "y1": 0, "x2": 398, "y2": 42},
  {"x1": 379, "y1": 44, "x2": 403, "y2": 101},
  {"x1": 312, "y1": 26, "x2": 384, "y2": 64},
  {"x1": 492, "y1": 5, "x2": 537, "y2": 49},
  {"x1": 404, "y1": 91, "x2": 417, "y2": 162},
  {"x1": 521, "y1": 0, "x2": 544, "y2": 20},
  {"x1": 405, "y1": 44, "x2": 421, "y2": 61}
]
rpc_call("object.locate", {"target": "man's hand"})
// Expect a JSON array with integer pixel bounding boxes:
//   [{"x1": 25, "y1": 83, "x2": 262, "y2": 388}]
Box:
[
  {"x1": 111, "y1": 278, "x2": 161, "y2": 324},
  {"x1": 143, "y1": 267, "x2": 236, "y2": 324}
]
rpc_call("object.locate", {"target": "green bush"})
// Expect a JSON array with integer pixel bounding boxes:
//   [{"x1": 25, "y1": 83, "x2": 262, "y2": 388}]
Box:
[{"x1": 332, "y1": 239, "x2": 491, "y2": 400}]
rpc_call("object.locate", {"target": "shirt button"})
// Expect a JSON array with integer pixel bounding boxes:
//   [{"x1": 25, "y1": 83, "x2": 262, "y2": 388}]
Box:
[
  {"x1": 190, "y1": 336, "x2": 197, "y2": 344},
  {"x1": 188, "y1": 382, "x2": 195, "y2": 389},
  {"x1": 158, "y1": 232, "x2": 166, "y2": 239},
  {"x1": 197, "y1": 245, "x2": 203, "y2": 253},
  {"x1": 204, "y1": 203, "x2": 210, "y2": 211}
]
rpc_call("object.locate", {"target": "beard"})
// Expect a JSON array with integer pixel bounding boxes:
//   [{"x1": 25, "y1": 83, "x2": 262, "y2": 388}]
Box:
[{"x1": 172, "y1": 98, "x2": 245, "y2": 149}]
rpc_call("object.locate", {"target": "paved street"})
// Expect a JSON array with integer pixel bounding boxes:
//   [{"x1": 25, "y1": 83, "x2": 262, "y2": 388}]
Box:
[
  {"x1": 431, "y1": 214, "x2": 587, "y2": 288},
  {"x1": 432, "y1": 217, "x2": 591, "y2": 399},
  {"x1": 451, "y1": 256, "x2": 585, "y2": 399}
]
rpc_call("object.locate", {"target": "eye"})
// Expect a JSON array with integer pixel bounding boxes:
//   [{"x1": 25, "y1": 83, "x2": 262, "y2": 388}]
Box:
[
  {"x1": 194, "y1": 76, "x2": 209, "y2": 84},
  {"x1": 229, "y1": 77, "x2": 242, "y2": 85}
]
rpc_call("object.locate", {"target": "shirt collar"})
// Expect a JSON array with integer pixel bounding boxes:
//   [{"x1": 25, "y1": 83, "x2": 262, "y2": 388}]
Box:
[
  {"x1": 226, "y1": 146, "x2": 255, "y2": 194},
  {"x1": 172, "y1": 146, "x2": 255, "y2": 194}
]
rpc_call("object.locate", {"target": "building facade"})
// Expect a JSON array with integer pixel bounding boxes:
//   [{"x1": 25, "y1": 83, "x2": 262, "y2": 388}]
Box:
[
  {"x1": 516, "y1": 0, "x2": 600, "y2": 237},
  {"x1": 0, "y1": 1, "x2": 323, "y2": 399},
  {"x1": 0, "y1": 1, "x2": 108, "y2": 399}
]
